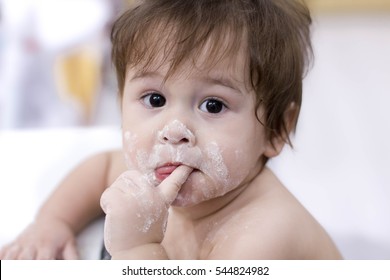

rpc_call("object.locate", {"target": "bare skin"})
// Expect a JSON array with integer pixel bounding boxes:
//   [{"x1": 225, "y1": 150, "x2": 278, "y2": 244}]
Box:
[
  {"x1": 164, "y1": 167, "x2": 341, "y2": 259},
  {"x1": 101, "y1": 152, "x2": 341, "y2": 260}
]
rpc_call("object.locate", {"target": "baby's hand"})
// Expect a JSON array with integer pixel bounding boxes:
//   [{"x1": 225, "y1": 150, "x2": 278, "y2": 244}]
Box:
[
  {"x1": 100, "y1": 165, "x2": 192, "y2": 257},
  {"x1": 0, "y1": 219, "x2": 78, "y2": 260}
]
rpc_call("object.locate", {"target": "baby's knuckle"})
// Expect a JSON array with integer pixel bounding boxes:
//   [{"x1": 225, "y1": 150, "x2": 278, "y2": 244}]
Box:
[{"x1": 17, "y1": 249, "x2": 35, "y2": 260}]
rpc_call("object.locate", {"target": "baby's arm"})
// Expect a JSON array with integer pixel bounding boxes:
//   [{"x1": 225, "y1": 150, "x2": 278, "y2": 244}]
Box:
[
  {"x1": 0, "y1": 151, "x2": 121, "y2": 259},
  {"x1": 100, "y1": 165, "x2": 192, "y2": 259}
]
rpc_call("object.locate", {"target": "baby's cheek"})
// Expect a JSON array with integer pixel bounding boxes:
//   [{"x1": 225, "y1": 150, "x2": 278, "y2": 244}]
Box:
[
  {"x1": 122, "y1": 131, "x2": 139, "y2": 169},
  {"x1": 123, "y1": 150, "x2": 134, "y2": 169},
  {"x1": 201, "y1": 143, "x2": 248, "y2": 196},
  {"x1": 221, "y1": 149, "x2": 250, "y2": 186}
]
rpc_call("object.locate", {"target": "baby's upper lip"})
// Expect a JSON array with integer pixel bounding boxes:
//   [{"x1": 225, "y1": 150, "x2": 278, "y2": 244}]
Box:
[
  {"x1": 155, "y1": 162, "x2": 181, "y2": 173},
  {"x1": 157, "y1": 162, "x2": 181, "y2": 168},
  {"x1": 155, "y1": 162, "x2": 197, "y2": 173}
]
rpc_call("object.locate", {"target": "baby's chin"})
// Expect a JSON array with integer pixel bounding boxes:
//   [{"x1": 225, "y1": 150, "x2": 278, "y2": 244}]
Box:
[
  {"x1": 171, "y1": 191, "x2": 206, "y2": 207},
  {"x1": 170, "y1": 172, "x2": 231, "y2": 207}
]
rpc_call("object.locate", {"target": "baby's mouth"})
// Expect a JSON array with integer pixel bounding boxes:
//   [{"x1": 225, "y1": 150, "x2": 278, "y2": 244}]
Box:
[
  {"x1": 155, "y1": 163, "x2": 197, "y2": 182},
  {"x1": 155, "y1": 163, "x2": 181, "y2": 181}
]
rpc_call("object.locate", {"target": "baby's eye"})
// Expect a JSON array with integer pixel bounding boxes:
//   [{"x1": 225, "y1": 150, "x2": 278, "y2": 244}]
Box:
[
  {"x1": 199, "y1": 98, "x2": 226, "y2": 114},
  {"x1": 142, "y1": 93, "x2": 166, "y2": 108}
]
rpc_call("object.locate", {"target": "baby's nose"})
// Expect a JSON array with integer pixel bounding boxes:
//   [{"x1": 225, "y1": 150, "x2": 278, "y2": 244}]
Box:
[{"x1": 158, "y1": 120, "x2": 195, "y2": 146}]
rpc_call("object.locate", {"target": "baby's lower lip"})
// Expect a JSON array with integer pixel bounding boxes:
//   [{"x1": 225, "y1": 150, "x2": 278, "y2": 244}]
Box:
[{"x1": 155, "y1": 164, "x2": 180, "y2": 181}]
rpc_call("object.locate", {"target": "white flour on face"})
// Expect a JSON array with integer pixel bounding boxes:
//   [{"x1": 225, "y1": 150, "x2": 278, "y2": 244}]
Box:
[
  {"x1": 157, "y1": 120, "x2": 195, "y2": 145},
  {"x1": 202, "y1": 142, "x2": 229, "y2": 186},
  {"x1": 123, "y1": 121, "x2": 236, "y2": 204}
]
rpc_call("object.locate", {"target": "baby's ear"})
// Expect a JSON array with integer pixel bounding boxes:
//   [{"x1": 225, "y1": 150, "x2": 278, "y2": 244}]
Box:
[{"x1": 264, "y1": 102, "x2": 299, "y2": 158}]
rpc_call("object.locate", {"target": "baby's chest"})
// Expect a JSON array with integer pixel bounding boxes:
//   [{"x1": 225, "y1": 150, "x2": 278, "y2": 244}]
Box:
[{"x1": 162, "y1": 224, "x2": 215, "y2": 259}]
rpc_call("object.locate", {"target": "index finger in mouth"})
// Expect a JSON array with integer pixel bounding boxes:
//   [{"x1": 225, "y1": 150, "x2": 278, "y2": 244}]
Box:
[{"x1": 157, "y1": 165, "x2": 193, "y2": 204}]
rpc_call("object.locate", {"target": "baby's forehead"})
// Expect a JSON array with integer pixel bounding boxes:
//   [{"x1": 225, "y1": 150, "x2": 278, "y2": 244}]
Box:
[{"x1": 127, "y1": 31, "x2": 250, "y2": 85}]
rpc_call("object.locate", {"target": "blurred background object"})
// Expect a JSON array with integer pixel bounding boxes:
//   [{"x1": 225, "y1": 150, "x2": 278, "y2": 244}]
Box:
[
  {"x1": 55, "y1": 42, "x2": 103, "y2": 125},
  {"x1": 306, "y1": 0, "x2": 390, "y2": 13},
  {"x1": 0, "y1": 0, "x2": 126, "y2": 129}
]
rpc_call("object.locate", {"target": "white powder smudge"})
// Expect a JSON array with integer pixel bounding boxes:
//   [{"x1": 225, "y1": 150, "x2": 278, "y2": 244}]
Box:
[
  {"x1": 202, "y1": 142, "x2": 230, "y2": 187},
  {"x1": 157, "y1": 120, "x2": 195, "y2": 145},
  {"x1": 121, "y1": 122, "x2": 238, "y2": 224},
  {"x1": 115, "y1": 172, "x2": 160, "y2": 233}
]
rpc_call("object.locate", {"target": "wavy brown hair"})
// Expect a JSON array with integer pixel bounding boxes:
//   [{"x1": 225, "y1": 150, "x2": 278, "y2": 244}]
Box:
[{"x1": 111, "y1": 0, "x2": 313, "y2": 145}]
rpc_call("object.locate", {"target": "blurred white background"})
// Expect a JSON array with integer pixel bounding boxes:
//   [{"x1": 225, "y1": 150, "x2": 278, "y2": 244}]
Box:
[
  {"x1": 0, "y1": 1, "x2": 389, "y2": 259},
  {"x1": 269, "y1": 12, "x2": 390, "y2": 259}
]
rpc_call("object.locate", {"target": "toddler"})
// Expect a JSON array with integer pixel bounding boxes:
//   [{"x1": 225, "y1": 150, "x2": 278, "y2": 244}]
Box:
[{"x1": 0, "y1": 0, "x2": 341, "y2": 259}]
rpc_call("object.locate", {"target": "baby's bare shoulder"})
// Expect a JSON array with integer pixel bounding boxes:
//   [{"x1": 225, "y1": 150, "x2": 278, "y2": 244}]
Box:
[{"x1": 208, "y1": 168, "x2": 341, "y2": 259}]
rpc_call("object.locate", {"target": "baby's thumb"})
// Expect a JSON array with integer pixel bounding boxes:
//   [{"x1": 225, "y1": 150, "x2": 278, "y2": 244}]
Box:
[
  {"x1": 158, "y1": 165, "x2": 193, "y2": 204},
  {"x1": 62, "y1": 240, "x2": 79, "y2": 260}
]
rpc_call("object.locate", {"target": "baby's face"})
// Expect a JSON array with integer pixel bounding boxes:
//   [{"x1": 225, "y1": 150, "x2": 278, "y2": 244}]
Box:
[{"x1": 121, "y1": 49, "x2": 275, "y2": 207}]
